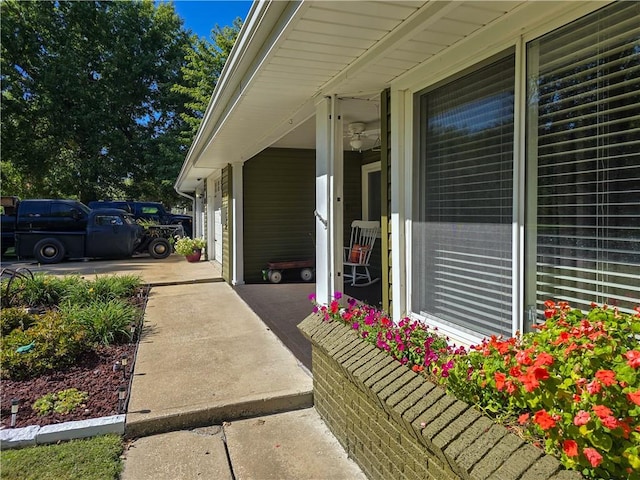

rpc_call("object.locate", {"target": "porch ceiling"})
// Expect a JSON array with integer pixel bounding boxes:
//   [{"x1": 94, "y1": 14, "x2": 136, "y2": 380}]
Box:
[{"x1": 178, "y1": 0, "x2": 527, "y2": 191}]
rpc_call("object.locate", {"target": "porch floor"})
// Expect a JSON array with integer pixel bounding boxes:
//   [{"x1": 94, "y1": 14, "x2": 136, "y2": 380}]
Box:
[{"x1": 233, "y1": 280, "x2": 382, "y2": 372}]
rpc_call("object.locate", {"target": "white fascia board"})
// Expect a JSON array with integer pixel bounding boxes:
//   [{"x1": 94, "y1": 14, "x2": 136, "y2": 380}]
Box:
[{"x1": 177, "y1": 1, "x2": 303, "y2": 192}]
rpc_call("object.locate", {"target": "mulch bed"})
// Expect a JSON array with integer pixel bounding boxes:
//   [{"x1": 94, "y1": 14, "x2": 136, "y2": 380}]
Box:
[{"x1": 1, "y1": 343, "x2": 137, "y2": 429}]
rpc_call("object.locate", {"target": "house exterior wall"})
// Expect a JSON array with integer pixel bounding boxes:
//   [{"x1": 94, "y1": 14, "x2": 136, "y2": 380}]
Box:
[
  {"x1": 242, "y1": 148, "x2": 316, "y2": 283},
  {"x1": 222, "y1": 164, "x2": 231, "y2": 283},
  {"x1": 390, "y1": 1, "x2": 638, "y2": 345}
]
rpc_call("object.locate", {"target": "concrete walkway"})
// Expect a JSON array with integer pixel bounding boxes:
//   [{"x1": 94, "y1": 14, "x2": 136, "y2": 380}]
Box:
[{"x1": 2, "y1": 255, "x2": 364, "y2": 478}]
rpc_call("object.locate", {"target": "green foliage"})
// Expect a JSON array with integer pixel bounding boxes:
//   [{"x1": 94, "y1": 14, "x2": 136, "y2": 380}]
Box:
[
  {"x1": 0, "y1": 311, "x2": 89, "y2": 380},
  {"x1": 0, "y1": 0, "x2": 192, "y2": 205},
  {"x1": 174, "y1": 236, "x2": 206, "y2": 256},
  {"x1": 172, "y1": 20, "x2": 241, "y2": 145},
  {"x1": 5, "y1": 274, "x2": 82, "y2": 308},
  {"x1": 33, "y1": 388, "x2": 89, "y2": 416},
  {"x1": 446, "y1": 302, "x2": 640, "y2": 479},
  {"x1": 0, "y1": 434, "x2": 123, "y2": 480},
  {"x1": 0, "y1": 307, "x2": 36, "y2": 336},
  {"x1": 60, "y1": 275, "x2": 142, "y2": 306},
  {"x1": 59, "y1": 299, "x2": 138, "y2": 345}
]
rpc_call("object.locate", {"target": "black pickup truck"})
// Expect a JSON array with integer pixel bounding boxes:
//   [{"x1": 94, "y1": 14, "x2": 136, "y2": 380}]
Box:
[
  {"x1": 88, "y1": 200, "x2": 192, "y2": 237},
  {"x1": 1, "y1": 197, "x2": 174, "y2": 263}
]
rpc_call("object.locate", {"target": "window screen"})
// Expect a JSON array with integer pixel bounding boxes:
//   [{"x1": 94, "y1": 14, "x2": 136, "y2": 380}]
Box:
[
  {"x1": 526, "y1": 1, "x2": 640, "y2": 316},
  {"x1": 413, "y1": 55, "x2": 515, "y2": 338}
]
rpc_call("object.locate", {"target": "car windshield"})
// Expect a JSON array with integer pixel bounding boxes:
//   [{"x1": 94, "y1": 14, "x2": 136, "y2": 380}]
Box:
[{"x1": 123, "y1": 215, "x2": 136, "y2": 225}]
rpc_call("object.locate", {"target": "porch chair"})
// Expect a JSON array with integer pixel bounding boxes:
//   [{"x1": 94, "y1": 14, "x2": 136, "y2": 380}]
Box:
[{"x1": 343, "y1": 220, "x2": 380, "y2": 287}]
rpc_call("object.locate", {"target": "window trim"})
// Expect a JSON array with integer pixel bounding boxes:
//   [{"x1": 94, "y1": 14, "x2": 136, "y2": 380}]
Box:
[{"x1": 361, "y1": 161, "x2": 381, "y2": 223}]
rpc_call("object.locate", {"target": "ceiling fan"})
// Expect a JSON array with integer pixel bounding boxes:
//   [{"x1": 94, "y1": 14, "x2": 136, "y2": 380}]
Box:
[{"x1": 345, "y1": 122, "x2": 380, "y2": 152}]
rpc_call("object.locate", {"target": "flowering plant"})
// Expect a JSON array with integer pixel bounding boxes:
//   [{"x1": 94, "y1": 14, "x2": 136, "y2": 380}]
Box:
[
  {"x1": 312, "y1": 294, "x2": 640, "y2": 479},
  {"x1": 173, "y1": 237, "x2": 206, "y2": 256},
  {"x1": 309, "y1": 292, "x2": 465, "y2": 382},
  {"x1": 446, "y1": 301, "x2": 640, "y2": 479}
]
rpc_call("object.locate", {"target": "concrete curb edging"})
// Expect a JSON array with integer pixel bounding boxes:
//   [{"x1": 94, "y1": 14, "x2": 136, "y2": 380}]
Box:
[
  {"x1": 299, "y1": 313, "x2": 583, "y2": 480},
  {"x1": 0, "y1": 415, "x2": 125, "y2": 450},
  {"x1": 124, "y1": 391, "x2": 314, "y2": 439}
]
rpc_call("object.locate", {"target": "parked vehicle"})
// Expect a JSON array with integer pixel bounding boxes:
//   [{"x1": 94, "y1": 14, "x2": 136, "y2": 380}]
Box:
[
  {"x1": 1, "y1": 197, "x2": 174, "y2": 263},
  {"x1": 88, "y1": 200, "x2": 192, "y2": 237}
]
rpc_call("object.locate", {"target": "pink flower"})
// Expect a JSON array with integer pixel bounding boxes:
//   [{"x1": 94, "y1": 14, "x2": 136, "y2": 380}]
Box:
[
  {"x1": 586, "y1": 380, "x2": 601, "y2": 395},
  {"x1": 624, "y1": 350, "x2": 640, "y2": 368},
  {"x1": 583, "y1": 447, "x2": 603, "y2": 468},
  {"x1": 518, "y1": 413, "x2": 530, "y2": 425},
  {"x1": 600, "y1": 415, "x2": 618, "y2": 430},
  {"x1": 573, "y1": 410, "x2": 590, "y2": 426}
]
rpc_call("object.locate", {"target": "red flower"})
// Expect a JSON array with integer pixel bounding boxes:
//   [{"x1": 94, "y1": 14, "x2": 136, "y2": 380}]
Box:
[
  {"x1": 594, "y1": 369, "x2": 617, "y2": 387},
  {"x1": 412, "y1": 365, "x2": 424, "y2": 373},
  {"x1": 563, "y1": 439, "x2": 579, "y2": 457},
  {"x1": 592, "y1": 405, "x2": 613, "y2": 419},
  {"x1": 583, "y1": 447, "x2": 603, "y2": 468},
  {"x1": 533, "y1": 352, "x2": 554, "y2": 367},
  {"x1": 330, "y1": 300, "x2": 339, "y2": 314},
  {"x1": 627, "y1": 390, "x2": 640, "y2": 406},
  {"x1": 573, "y1": 410, "x2": 590, "y2": 426},
  {"x1": 494, "y1": 372, "x2": 506, "y2": 391},
  {"x1": 624, "y1": 350, "x2": 640, "y2": 368},
  {"x1": 533, "y1": 410, "x2": 556, "y2": 431},
  {"x1": 544, "y1": 299, "x2": 556, "y2": 309},
  {"x1": 518, "y1": 413, "x2": 530, "y2": 425}
]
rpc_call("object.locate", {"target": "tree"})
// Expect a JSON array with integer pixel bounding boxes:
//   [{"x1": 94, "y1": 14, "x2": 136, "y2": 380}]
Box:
[
  {"x1": 1, "y1": 0, "x2": 192, "y2": 204},
  {"x1": 172, "y1": 19, "x2": 242, "y2": 146}
]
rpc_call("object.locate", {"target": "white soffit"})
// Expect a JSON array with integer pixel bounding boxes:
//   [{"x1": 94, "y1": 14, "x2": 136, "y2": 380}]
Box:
[{"x1": 192, "y1": 0, "x2": 527, "y2": 171}]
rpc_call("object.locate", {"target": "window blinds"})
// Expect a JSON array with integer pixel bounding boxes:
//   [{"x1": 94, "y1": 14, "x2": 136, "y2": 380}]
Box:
[
  {"x1": 527, "y1": 1, "x2": 640, "y2": 315},
  {"x1": 414, "y1": 55, "x2": 515, "y2": 338}
]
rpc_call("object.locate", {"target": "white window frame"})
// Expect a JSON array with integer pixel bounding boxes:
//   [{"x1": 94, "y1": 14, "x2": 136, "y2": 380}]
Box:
[
  {"x1": 361, "y1": 162, "x2": 382, "y2": 239},
  {"x1": 391, "y1": 2, "x2": 608, "y2": 346}
]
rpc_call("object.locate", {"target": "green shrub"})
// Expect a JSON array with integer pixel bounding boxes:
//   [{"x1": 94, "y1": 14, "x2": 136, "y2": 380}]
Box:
[
  {"x1": 8, "y1": 274, "x2": 83, "y2": 308},
  {"x1": 60, "y1": 274, "x2": 142, "y2": 305},
  {"x1": 60, "y1": 299, "x2": 138, "y2": 345},
  {"x1": 0, "y1": 307, "x2": 36, "y2": 336},
  {"x1": 0, "y1": 311, "x2": 89, "y2": 380},
  {"x1": 33, "y1": 388, "x2": 89, "y2": 416},
  {"x1": 446, "y1": 302, "x2": 640, "y2": 479}
]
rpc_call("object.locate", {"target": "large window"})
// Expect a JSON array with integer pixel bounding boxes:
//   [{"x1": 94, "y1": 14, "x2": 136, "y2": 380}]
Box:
[
  {"x1": 526, "y1": 1, "x2": 640, "y2": 316},
  {"x1": 413, "y1": 55, "x2": 515, "y2": 338}
]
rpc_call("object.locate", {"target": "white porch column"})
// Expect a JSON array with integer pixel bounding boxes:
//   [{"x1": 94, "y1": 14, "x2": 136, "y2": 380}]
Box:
[
  {"x1": 315, "y1": 96, "x2": 343, "y2": 304},
  {"x1": 231, "y1": 161, "x2": 244, "y2": 285},
  {"x1": 390, "y1": 89, "x2": 408, "y2": 321}
]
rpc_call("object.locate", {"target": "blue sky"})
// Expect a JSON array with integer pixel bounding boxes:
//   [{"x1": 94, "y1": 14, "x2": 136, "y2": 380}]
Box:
[{"x1": 171, "y1": 1, "x2": 252, "y2": 39}]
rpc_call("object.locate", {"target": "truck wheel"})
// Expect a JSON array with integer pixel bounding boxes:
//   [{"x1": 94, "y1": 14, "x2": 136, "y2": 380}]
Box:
[
  {"x1": 34, "y1": 238, "x2": 65, "y2": 264},
  {"x1": 148, "y1": 238, "x2": 171, "y2": 259}
]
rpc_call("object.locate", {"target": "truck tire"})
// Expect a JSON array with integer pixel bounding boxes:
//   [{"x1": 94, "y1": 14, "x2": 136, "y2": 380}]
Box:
[
  {"x1": 34, "y1": 238, "x2": 66, "y2": 264},
  {"x1": 148, "y1": 238, "x2": 171, "y2": 259}
]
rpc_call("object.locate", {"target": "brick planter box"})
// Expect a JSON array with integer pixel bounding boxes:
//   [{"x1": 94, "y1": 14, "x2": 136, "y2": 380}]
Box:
[{"x1": 299, "y1": 313, "x2": 582, "y2": 480}]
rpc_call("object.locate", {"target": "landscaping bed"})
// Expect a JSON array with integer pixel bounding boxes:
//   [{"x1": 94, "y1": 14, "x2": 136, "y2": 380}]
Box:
[
  {"x1": 1, "y1": 343, "x2": 135, "y2": 429},
  {"x1": 0, "y1": 271, "x2": 147, "y2": 431}
]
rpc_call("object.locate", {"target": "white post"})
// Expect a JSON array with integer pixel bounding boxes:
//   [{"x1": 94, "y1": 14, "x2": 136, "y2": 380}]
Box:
[
  {"x1": 315, "y1": 96, "x2": 343, "y2": 304},
  {"x1": 390, "y1": 89, "x2": 407, "y2": 321},
  {"x1": 231, "y1": 161, "x2": 244, "y2": 285}
]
